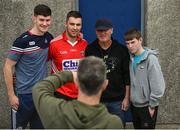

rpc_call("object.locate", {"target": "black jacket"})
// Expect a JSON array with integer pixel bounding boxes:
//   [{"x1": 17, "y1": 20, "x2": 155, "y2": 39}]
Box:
[{"x1": 85, "y1": 39, "x2": 130, "y2": 102}]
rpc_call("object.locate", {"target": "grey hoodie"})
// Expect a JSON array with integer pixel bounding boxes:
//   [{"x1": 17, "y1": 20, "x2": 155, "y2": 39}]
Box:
[
  {"x1": 32, "y1": 71, "x2": 123, "y2": 129},
  {"x1": 129, "y1": 48, "x2": 165, "y2": 108}
]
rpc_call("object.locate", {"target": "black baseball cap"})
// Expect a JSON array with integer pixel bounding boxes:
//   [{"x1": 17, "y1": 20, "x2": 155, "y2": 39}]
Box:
[{"x1": 95, "y1": 18, "x2": 113, "y2": 30}]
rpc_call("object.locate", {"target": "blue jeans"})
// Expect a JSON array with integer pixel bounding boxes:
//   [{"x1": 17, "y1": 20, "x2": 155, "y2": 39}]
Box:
[
  {"x1": 11, "y1": 94, "x2": 44, "y2": 129},
  {"x1": 104, "y1": 101, "x2": 132, "y2": 126}
]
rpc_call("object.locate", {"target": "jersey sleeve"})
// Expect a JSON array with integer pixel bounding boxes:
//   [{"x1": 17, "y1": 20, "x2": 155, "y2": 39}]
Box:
[{"x1": 7, "y1": 37, "x2": 26, "y2": 61}]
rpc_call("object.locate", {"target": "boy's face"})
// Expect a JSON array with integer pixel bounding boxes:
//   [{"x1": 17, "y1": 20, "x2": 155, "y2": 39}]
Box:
[
  {"x1": 65, "y1": 17, "x2": 82, "y2": 38},
  {"x1": 33, "y1": 15, "x2": 52, "y2": 34},
  {"x1": 125, "y1": 37, "x2": 142, "y2": 55}
]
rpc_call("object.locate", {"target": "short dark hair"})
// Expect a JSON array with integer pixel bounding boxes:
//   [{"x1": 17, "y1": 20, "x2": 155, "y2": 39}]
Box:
[
  {"x1": 124, "y1": 28, "x2": 141, "y2": 41},
  {"x1": 77, "y1": 56, "x2": 106, "y2": 96},
  {"x1": 66, "y1": 11, "x2": 82, "y2": 22},
  {"x1": 34, "y1": 4, "x2": 51, "y2": 17}
]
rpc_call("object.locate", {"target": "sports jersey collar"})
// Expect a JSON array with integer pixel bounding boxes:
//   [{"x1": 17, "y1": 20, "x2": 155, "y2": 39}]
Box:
[
  {"x1": 28, "y1": 30, "x2": 47, "y2": 37},
  {"x1": 28, "y1": 31, "x2": 33, "y2": 35}
]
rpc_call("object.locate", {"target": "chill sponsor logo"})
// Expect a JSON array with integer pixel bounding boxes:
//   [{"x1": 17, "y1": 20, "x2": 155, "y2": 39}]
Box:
[{"x1": 62, "y1": 59, "x2": 80, "y2": 71}]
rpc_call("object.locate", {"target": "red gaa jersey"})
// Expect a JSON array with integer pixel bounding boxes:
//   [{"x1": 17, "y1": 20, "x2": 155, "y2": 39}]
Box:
[{"x1": 49, "y1": 31, "x2": 88, "y2": 98}]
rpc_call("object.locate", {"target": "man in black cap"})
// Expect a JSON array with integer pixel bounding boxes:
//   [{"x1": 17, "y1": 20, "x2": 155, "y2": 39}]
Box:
[{"x1": 85, "y1": 18, "x2": 130, "y2": 127}]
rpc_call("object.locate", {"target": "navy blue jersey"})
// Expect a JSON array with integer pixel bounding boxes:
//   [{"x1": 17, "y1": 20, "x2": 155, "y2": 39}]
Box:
[{"x1": 7, "y1": 31, "x2": 53, "y2": 94}]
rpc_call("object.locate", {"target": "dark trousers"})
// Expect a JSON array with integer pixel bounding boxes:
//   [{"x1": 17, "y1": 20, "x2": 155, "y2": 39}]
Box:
[
  {"x1": 12, "y1": 94, "x2": 44, "y2": 129},
  {"x1": 131, "y1": 105, "x2": 158, "y2": 129}
]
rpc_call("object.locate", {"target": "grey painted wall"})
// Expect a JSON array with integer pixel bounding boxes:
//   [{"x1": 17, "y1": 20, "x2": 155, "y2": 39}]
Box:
[
  {"x1": 0, "y1": 0, "x2": 76, "y2": 128},
  {"x1": 0, "y1": 0, "x2": 179, "y2": 128},
  {"x1": 144, "y1": 0, "x2": 180, "y2": 124}
]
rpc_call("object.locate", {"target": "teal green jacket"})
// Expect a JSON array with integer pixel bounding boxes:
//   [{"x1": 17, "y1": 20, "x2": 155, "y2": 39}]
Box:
[{"x1": 32, "y1": 71, "x2": 123, "y2": 129}]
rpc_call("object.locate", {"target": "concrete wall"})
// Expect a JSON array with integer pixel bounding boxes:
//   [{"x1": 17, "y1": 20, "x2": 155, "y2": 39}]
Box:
[
  {"x1": 0, "y1": 0, "x2": 76, "y2": 128},
  {"x1": 0, "y1": 0, "x2": 180, "y2": 128},
  {"x1": 144, "y1": 0, "x2": 180, "y2": 124}
]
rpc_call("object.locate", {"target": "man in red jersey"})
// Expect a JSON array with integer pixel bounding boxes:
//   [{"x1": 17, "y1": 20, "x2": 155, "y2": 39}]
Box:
[{"x1": 48, "y1": 11, "x2": 88, "y2": 100}]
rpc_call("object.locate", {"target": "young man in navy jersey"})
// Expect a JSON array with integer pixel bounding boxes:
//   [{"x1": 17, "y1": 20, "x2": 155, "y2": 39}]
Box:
[{"x1": 3, "y1": 4, "x2": 53, "y2": 129}]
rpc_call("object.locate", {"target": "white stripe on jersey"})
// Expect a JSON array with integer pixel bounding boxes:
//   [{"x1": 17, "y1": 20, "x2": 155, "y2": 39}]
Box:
[
  {"x1": 11, "y1": 109, "x2": 17, "y2": 129},
  {"x1": 24, "y1": 46, "x2": 40, "y2": 52},
  {"x1": 11, "y1": 46, "x2": 24, "y2": 52},
  {"x1": 11, "y1": 46, "x2": 41, "y2": 52},
  {"x1": 51, "y1": 60, "x2": 59, "y2": 73}
]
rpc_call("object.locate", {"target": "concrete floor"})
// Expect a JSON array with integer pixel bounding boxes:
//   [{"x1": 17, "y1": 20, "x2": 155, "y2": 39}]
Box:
[{"x1": 125, "y1": 122, "x2": 180, "y2": 129}]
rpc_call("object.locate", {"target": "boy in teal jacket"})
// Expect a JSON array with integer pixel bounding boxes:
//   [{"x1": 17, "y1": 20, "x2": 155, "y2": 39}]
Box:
[{"x1": 32, "y1": 56, "x2": 123, "y2": 129}]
